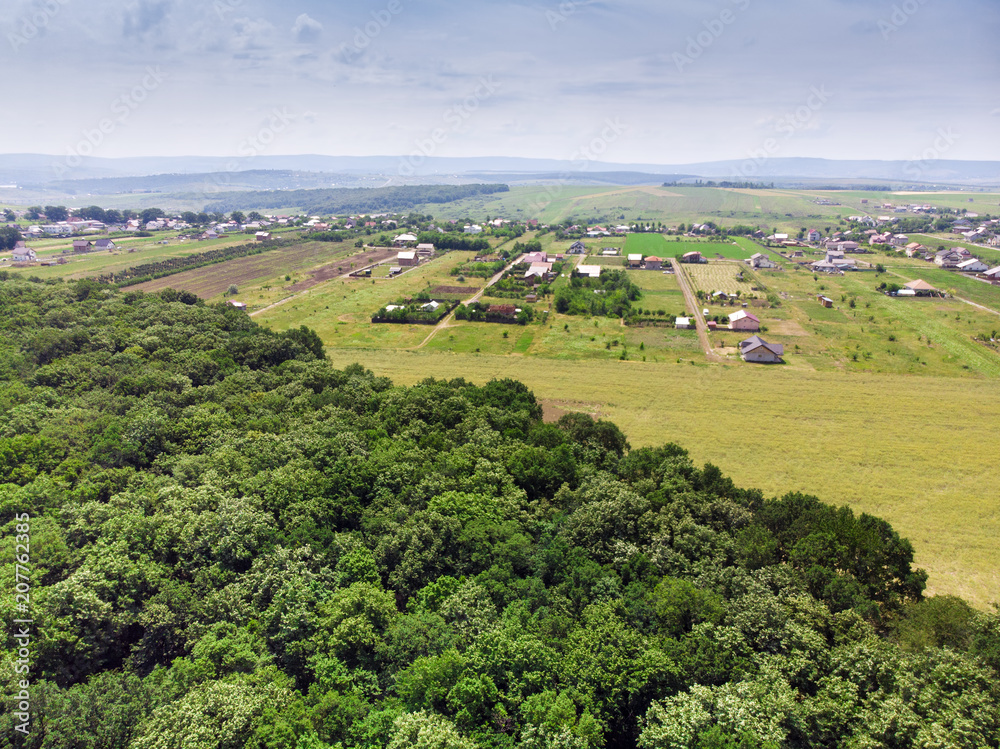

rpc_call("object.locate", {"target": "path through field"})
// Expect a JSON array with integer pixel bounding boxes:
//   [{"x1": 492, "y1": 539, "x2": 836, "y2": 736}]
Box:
[
  {"x1": 414, "y1": 254, "x2": 530, "y2": 349},
  {"x1": 671, "y1": 258, "x2": 724, "y2": 362}
]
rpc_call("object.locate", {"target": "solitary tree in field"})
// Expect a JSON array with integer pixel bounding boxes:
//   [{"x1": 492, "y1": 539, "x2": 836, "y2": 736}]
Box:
[{"x1": 226, "y1": 285, "x2": 238, "y2": 296}]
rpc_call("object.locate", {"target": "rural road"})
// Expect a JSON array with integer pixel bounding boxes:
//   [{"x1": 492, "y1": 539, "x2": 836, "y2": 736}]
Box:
[{"x1": 670, "y1": 258, "x2": 722, "y2": 361}]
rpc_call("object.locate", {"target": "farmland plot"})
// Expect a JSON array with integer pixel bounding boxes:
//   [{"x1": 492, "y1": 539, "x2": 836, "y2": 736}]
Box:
[{"x1": 685, "y1": 262, "x2": 758, "y2": 296}]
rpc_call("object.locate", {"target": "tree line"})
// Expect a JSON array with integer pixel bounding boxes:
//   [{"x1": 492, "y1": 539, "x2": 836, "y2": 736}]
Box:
[{"x1": 205, "y1": 184, "x2": 510, "y2": 215}]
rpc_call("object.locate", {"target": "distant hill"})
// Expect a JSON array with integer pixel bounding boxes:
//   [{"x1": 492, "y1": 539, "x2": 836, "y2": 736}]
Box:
[{"x1": 2, "y1": 154, "x2": 999, "y2": 190}]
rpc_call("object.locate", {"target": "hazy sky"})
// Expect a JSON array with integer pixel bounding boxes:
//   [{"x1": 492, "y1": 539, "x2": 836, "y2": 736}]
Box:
[{"x1": 3, "y1": 0, "x2": 998, "y2": 165}]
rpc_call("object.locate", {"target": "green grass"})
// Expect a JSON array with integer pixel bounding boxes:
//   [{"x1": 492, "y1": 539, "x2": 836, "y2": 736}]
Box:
[
  {"x1": 624, "y1": 234, "x2": 671, "y2": 256},
  {"x1": 411, "y1": 186, "x2": 1000, "y2": 235}
]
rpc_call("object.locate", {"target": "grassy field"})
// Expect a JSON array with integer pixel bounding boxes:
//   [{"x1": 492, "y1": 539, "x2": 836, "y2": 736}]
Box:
[
  {"x1": 316, "y1": 348, "x2": 1000, "y2": 608},
  {"x1": 1, "y1": 230, "x2": 307, "y2": 281},
  {"x1": 412, "y1": 186, "x2": 1000, "y2": 235},
  {"x1": 624, "y1": 233, "x2": 671, "y2": 256}
]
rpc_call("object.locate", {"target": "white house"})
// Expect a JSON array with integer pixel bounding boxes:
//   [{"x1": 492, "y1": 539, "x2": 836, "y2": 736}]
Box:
[
  {"x1": 748, "y1": 253, "x2": 776, "y2": 269},
  {"x1": 675, "y1": 316, "x2": 693, "y2": 330},
  {"x1": 576, "y1": 265, "x2": 601, "y2": 279},
  {"x1": 12, "y1": 247, "x2": 37, "y2": 262},
  {"x1": 957, "y1": 258, "x2": 988, "y2": 273}
]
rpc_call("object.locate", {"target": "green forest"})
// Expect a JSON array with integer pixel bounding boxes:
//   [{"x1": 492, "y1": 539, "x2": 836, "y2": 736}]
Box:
[{"x1": 0, "y1": 275, "x2": 998, "y2": 749}]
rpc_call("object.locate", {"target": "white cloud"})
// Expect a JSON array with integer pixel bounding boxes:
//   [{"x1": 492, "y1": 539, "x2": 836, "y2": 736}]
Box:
[{"x1": 292, "y1": 13, "x2": 323, "y2": 43}]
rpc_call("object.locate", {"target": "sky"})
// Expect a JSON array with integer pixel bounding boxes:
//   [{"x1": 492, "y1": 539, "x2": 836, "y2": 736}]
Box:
[{"x1": 2, "y1": 0, "x2": 999, "y2": 167}]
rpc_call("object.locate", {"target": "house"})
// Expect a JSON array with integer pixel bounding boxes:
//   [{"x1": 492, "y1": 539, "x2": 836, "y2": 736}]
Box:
[
  {"x1": 463, "y1": 225, "x2": 483, "y2": 234},
  {"x1": 72, "y1": 240, "x2": 93, "y2": 253},
  {"x1": 525, "y1": 263, "x2": 552, "y2": 281},
  {"x1": 934, "y1": 249, "x2": 964, "y2": 268},
  {"x1": 675, "y1": 316, "x2": 693, "y2": 330},
  {"x1": 681, "y1": 251, "x2": 705, "y2": 264},
  {"x1": 644, "y1": 256, "x2": 662, "y2": 270},
  {"x1": 11, "y1": 246, "x2": 37, "y2": 263},
  {"x1": 576, "y1": 265, "x2": 601, "y2": 279},
  {"x1": 807, "y1": 229, "x2": 822, "y2": 242},
  {"x1": 903, "y1": 279, "x2": 938, "y2": 296},
  {"x1": 568, "y1": 241, "x2": 586, "y2": 254},
  {"x1": 982, "y1": 266, "x2": 1000, "y2": 282},
  {"x1": 957, "y1": 258, "x2": 988, "y2": 273},
  {"x1": 748, "y1": 253, "x2": 776, "y2": 269},
  {"x1": 397, "y1": 251, "x2": 418, "y2": 267},
  {"x1": 421, "y1": 301, "x2": 441, "y2": 312},
  {"x1": 393, "y1": 233, "x2": 418, "y2": 246},
  {"x1": 416, "y1": 243, "x2": 436, "y2": 256},
  {"x1": 522, "y1": 251, "x2": 548, "y2": 265},
  {"x1": 728, "y1": 310, "x2": 761, "y2": 332},
  {"x1": 740, "y1": 335, "x2": 784, "y2": 363},
  {"x1": 255, "y1": 231, "x2": 272, "y2": 241},
  {"x1": 488, "y1": 304, "x2": 517, "y2": 318},
  {"x1": 226, "y1": 300, "x2": 247, "y2": 311},
  {"x1": 95, "y1": 239, "x2": 116, "y2": 251},
  {"x1": 817, "y1": 295, "x2": 834, "y2": 308},
  {"x1": 838, "y1": 241, "x2": 861, "y2": 253},
  {"x1": 627, "y1": 253, "x2": 643, "y2": 268},
  {"x1": 525, "y1": 292, "x2": 538, "y2": 303}
]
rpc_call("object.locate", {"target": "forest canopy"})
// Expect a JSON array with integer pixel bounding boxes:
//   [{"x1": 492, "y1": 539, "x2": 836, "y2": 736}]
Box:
[{"x1": 0, "y1": 274, "x2": 997, "y2": 749}]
